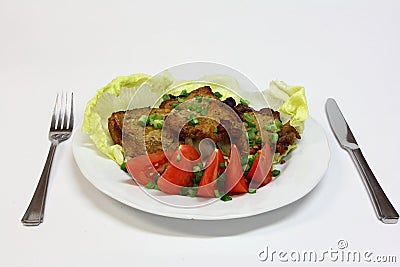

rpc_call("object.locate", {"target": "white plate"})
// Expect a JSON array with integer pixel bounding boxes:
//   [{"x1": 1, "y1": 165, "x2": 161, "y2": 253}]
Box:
[{"x1": 72, "y1": 117, "x2": 330, "y2": 220}]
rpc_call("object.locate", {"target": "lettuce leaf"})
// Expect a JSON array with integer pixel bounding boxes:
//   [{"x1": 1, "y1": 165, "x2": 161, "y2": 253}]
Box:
[
  {"x1": 263, "y1": 80, "x2": 308, "y2": 162},
  {"x1": 82, "y1": 74, "x2": 151, "y2": 165},
  {"x1": 263, "y1": 80, "x2": 308, "y2": 134}
]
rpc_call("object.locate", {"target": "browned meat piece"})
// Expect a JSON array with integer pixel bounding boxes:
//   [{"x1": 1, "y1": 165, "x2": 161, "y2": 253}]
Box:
[
  {"x1": 222, "y1": 97, "x2": 236, "y2": 108},
  {"x1": 276, "y1": 122, "x2": 301, "y2": 155},
  {"x1": 186, "y1": 86, "x2": 219, "y2": 100},
  {"x1": 233, "y1": 103, "x2": 253, "y2": 121},
  {"x1": 257, "y1": 107, "x2": 280, "y2": 121},
  {"x1": 159, "y1": 86, "x2": 219, "y2": 109},
  {"x1": 161, "y1": 98, "x2": 247, "y2": 156},
  {"x1": 108, "y1": 111, "x2": 125, "y2": 146},
  {"x1": 180, "y1": 118, "x2": 228, "y2": 143},
  {"x1": 165, "y1": 100, "x2": 243, "y2": 143},
  {"x1": 159, "y1": 99, "x2": 178, "y2": 109},
  {"x1": 232, "y1": 103, "x2": 299, "y2": 156},
  {"x1": 108, "y1": 108, "x2": 174, "y2": 158}
]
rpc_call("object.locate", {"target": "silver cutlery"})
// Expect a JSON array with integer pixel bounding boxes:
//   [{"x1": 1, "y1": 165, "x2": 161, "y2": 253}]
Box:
[
  {"x1": 326, "y1": 98, "x2": 398, "y2": 224},
  {"x1": 21, "y1": 93, "x2": 74, "y2": 226}
]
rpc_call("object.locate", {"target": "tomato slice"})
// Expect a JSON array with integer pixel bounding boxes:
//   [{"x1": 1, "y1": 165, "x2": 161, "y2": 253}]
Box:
[
  {"x1": 197, "y1": 149, "x2": 224, "y2": 197},
  {"x1": 126, "y1": 151, "x2": 168, "y2": 186},
  {"x1": 229, "y1": 175, "x2": 248, "y2": 194},
  {"x1": 225, "y1": 144, "x2": 248, "y2": 194},
  {"x1": 178, "y1": 144, "x2": 201, "y2": 160},
  {"x1": 157, "y1": 145, "x2": 200, "y2": 195},
  {"x1": 247, "y1": 145, "x2": 273, "y2": 188}
]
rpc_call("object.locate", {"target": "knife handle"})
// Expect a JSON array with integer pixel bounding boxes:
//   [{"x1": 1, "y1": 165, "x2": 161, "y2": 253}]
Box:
[{"x1": 348, "y1": 148, "x2": 398, "y2": 224}]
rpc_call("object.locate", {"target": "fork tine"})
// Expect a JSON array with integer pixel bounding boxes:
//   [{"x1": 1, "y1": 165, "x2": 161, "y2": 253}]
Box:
[
  {"x1": 69, "y1": 92, "x2": 74, "y2": 130},
  {"x1": 50, "y1": 94, "x2": 59, "y2": 130},
  {"x1": 62, "y1": 93, "x2": 69, "y2": 130},
  {"x1": 56, "y1": 93, "x2": 65, "y2": 129}
]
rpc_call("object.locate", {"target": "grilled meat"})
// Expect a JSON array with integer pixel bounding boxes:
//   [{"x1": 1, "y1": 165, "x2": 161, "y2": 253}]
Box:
[
  {"x1": 108, "y1": 111, "x2": 125, "y2": 146},
  {"x1": 276, "y1": 122, "x2": 301, "y2": 155},
  {"x1": 108, "y1": 86, "x2": 301, "y2": 158},
  {"x1": 108, "y1": 107, "x2": 174, "y2": 158},
  {"x1": 222, "y1": 97, "x2": 236, "y2": 108}
]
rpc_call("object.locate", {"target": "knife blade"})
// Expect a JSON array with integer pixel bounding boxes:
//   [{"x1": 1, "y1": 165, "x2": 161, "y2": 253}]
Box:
[{"x1": 326, "y1": 98, "x2": 398, "y2": 224}]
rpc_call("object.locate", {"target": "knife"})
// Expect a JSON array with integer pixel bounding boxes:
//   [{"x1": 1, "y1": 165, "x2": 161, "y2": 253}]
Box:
[{"x1": 326, "y1": 98, "x2": 398, "y2": 224}]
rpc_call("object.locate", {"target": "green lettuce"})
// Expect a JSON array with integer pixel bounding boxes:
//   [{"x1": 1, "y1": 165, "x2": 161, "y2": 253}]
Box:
[
  {"x1": 263, "y1": 80, "x2": 309, "y2": 134},
  {"x1": 82, "y1": 74, "x2": 151, "y2": 165},
  {"x1": 263, "y1": 80, "x2": 309, "y2": 162}
]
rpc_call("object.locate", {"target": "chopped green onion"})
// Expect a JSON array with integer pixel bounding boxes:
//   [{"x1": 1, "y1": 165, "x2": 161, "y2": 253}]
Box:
[
  {"x1": 176, "y1": 153, "x2": 181, "y2": 162},
  {"x1": 248, "y1": 188, "x2": 257, "y2": 194},
  {"x1": 172, "y1": 103, "x2": 179, "y2": 109},
  {"x1": 248, "y1": 121, "x2": 256, "y2": 128},
  {"x1": 274, "y1": 119, "x2": 283, "y2": 130},
  {"x1": 188, "y1": 118, "x2": 199, "y2": 126},
  {"x1": 243, "y1": 112, "x2": 254, "y2": 123},
  {"x1": 193, "y1": 165, "x2": 201, "y2": 173},
  {"x1": 193, "y1": 172, "x2": 203, "y2": 183},
  {"x1": 247, "y1": 127, "x2": 258, "y2": 140},
  {"x1": 179, "y1": 186, "x2": 189, "y2": 195},
  {"x1": 177, "y1": 97, "x2": 185, "y2": 103},
  {"x1": 196, "y1": 96, "x2": 203, "y2": 102},
  {"x1": 195, "y1": 104, "x2": 203, "y2": 113},
  {"x1": 145, "y1": 181, "x2": 156, "y2": 189},
  {"x1": 180, "y1": 89, "x2": 189, "y2": 97},
  {"x1": 240, "y1": 156, "x2": 249, "y2": 165},
  {"x1": 220, "y1": 195, "x2": 232, "y2": 201},
  {"x1": 213, "y1": 127, "x2": 218, "y2": 133},
  {"x1": 272, "y1": 169, "x2": 281, "y2": 177},
  {"x1": 245, "y1": 153, "x2": 258, "y2": 171},
  {"x1": 152, "y1": 119, "x2": 163, "y2": 129},
  {"x1": 219, "y1": 162, "x2": 226, "y2": 168},
  {"x1": 189, "y1": 186, "x2": 197, "y2": 197},
  {"x1": 240, "y1": 98, "x2": 249, "y2": 106},
  {"x1": 244, "y1": 164, "x2": 250, "y2": 172},
  {"x1": 256, "y1": 137, "x2": 262, "y2": 145},
  {"x1": 214, "y1": 92, "x2": 223, "y2": 98},
  {"x1": 200, "y1": 107, "x2": 208, "y2": 116},
  {"x1": 196, "y1": 162, "x2": 203, "y2": 168},
  {"x1": 192, "y1": 163, "x2": 203, "y2": 183},
  {"x1": 138, "y1": 115, "x2": 148, "y2": 126},
  {"x1": 214, "y1": 190, "x2": 222, "y2": 198},
  {"x1": 270, "y1": 132, "x2": 279, "y2": 144},
  {"x1": 162, "y1": 94, "x2": 170, "y2": 101},
  {"x1": 264, "y1": 123, "x2": 276, "y2": 132},
  {"x1": 120, "y1": 162, "x2": 127, "y2": 172}
]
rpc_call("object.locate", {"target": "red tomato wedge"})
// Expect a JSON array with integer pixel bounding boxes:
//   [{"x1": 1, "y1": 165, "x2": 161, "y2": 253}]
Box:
[
  {"x1": 225, "y1": 144, "x2": 248, "y2": 194},
  {"x1": 126, "y1": 151, "x2": 168, "y2": 186},
  {"x1": 157, "y1": 145, "x2": 200, "y2": 195},
  {"x1": 247, "y1": 145, "x2": 273, "y2": 188},
  {"x1": 197, "y1": 149, "x2": 225, "y2": 197}
]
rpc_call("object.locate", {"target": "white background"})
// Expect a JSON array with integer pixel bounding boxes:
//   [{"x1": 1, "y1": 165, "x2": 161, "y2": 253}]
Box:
[{"x1": 1, "y1": 0, "x2": 399, "y2": 266}]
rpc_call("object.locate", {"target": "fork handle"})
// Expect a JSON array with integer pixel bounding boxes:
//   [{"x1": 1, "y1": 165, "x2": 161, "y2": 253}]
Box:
[{"x1": 21, "y1": 140, "x2": 58, "y2": 226}]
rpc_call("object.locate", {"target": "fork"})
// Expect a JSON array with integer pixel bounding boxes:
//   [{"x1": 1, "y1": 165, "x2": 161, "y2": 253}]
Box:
[{"x1": 21, "y1": 93, "x2": 74, "y2": 226}]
